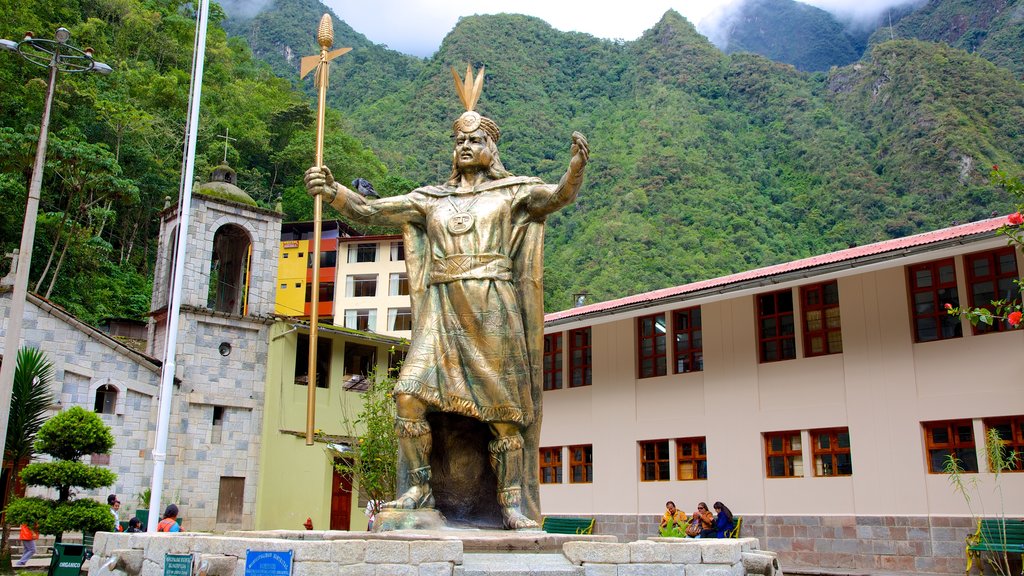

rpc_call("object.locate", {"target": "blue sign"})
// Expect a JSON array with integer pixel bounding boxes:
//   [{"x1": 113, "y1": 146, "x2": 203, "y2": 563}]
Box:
[{"x1": 244, "y1": 550, "x2": 293, "y2": 576}]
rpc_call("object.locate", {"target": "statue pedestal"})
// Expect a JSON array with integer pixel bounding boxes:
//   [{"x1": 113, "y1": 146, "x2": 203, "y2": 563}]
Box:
[{"x1": 374, "y1": 508, "x2": 448, "y2": 532}]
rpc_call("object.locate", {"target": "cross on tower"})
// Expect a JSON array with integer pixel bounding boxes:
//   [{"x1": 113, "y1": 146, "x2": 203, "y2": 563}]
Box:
[{"x1": 216, "y1": 128, "x2": 237, "y2": 163}]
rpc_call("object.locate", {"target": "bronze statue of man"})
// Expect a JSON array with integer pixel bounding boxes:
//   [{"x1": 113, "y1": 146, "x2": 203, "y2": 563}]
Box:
[{"x1": 305, "y1": 66, "x2": 588, "y2": 529}]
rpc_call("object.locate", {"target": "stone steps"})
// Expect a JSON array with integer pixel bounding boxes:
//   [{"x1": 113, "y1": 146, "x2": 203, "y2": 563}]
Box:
[{"x1": 455, "y1": 553, "x2": 583, "y2": 576}]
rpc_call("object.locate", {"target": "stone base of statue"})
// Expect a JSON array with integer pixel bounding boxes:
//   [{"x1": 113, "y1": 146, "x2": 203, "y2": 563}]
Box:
[{"x1": 374, "y1": 508, "x2": 448, "y2": 532}]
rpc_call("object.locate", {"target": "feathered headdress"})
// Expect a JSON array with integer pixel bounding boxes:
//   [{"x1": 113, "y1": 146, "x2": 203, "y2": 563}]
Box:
[{"x1": 451, "y1": 64, "x2": 501, "y2": 143}]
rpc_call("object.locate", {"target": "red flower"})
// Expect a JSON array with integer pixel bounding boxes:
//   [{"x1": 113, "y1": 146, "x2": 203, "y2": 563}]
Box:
[
  {"x1": 1009, "y1": 212, "x2": 1024, "y2": 226},
  {"x1": 993, "y1": 164, "x2": 999, "y2": 171},
  {"x1": 1009, "y1": 310, "x2": 1022, "y2": 327},
  {"x1": 944, "y1": 303, "x2": 953, "y2": 310}
]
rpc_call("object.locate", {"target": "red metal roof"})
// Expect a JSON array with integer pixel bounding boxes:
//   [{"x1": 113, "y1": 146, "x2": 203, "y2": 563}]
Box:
[{"x1": 546, "y1": 215, "x2": 1012, "y2": 323}]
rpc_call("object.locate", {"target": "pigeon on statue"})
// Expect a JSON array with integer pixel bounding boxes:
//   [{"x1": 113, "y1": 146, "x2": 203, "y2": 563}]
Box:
[{"x1": 352, "y1": 178, "x2": 379, "y2": 199}]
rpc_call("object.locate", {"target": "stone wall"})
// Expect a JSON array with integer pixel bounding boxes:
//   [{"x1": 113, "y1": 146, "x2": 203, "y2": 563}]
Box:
[
  {"x1": 91, "y1": 533, "x2": 776, "y2": 576},
  {"x1": 92, "y1": 533, "x2": 463, "y2": 576},
  {"x1": 565, "y1": 538, "x2": 771, "y2": 576},
  {"x1": 1, "y1": 226, "x2": 273, "y2": 533},
  {"x1": 0, "y1": 290, "x2": 163, "y2": 511},
  {"x1": 587, "y1": 513, "x2": 974, "y2": 574}
]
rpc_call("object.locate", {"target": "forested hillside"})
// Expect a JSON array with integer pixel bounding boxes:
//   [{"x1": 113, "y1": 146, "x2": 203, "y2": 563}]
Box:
[
  {"x1": 263, "y1": 8, "x2": 1022, "y2": 306},
  {"x1": 873, "y1": 0, "x2": 1024, "y2": 77},
  {"x1": 0, "y1": 0, "x2": 408, "y2": 323},
  {"x1": 704, "y1": 0, "x2": 866, "y2": 72},
  {"x1": 2, "y1": 0, "x2": 1023, "y2": 321}
]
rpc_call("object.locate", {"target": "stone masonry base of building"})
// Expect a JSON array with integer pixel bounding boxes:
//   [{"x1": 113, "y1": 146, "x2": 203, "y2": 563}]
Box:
[{"x1": 577, "y1": 514, "x2": 978, "y2": 575}]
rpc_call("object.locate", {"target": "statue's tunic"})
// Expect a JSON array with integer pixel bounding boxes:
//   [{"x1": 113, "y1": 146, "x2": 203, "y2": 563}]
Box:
[{"x1": 334, "y1": 176, "x2": 551, "y2": 426}]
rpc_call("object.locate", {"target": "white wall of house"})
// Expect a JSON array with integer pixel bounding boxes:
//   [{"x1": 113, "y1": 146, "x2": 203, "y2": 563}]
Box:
[
  {"x1": 333, "y1": 236, "x2": 411, "y2": 338},
  {"x1": 540, "y1": 235, "x2": 1024, "y2": 520}
]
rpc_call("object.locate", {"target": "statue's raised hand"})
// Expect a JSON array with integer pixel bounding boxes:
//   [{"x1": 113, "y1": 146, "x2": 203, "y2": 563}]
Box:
[
  {"x1": 569, "y1": 131, "x2": 589, "y2": 178},
  {"x1": 304, "y1": 165, "x2": 337, "y2": 203}
]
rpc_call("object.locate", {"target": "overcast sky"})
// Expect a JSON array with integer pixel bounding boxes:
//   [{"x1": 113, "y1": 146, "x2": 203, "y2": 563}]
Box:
[{"x1": 320, "y1": 0, "x2": 920, "y2": 58}]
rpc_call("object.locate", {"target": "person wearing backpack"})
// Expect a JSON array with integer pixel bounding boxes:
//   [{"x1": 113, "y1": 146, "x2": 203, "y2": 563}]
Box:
[{"x1": 157, "y1": 504, "x2": 181, "y2": 533}]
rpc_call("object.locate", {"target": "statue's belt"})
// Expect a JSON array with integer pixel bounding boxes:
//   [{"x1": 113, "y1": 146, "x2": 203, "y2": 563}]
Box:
[{"x1": 429, "y1": 253, "x2": 512, "y2": 284}]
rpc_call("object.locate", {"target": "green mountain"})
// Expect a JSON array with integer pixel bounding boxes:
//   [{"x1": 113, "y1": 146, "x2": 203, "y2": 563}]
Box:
[
  {"x1": 0, "y1": 0, "x2": 406, "y2": 323},
  {"x1": 708, "y1": 0, "x2": 1024, "y2": 79},
  {"x1": 2, "y1": 0, "x2": 1022, "y2": 320},
  {"x1": 707, "y1": 0, "x2": 864, "y2": 72},
  {"x1": 221, "y1": 0, "x2": 424, "y2": 112},
  {"x1": 873, "y1": 0, "x2": 1024, "y2": 77},
  {"x1": 297, "y1": 10, "x2": 1022, "y2": 306}
]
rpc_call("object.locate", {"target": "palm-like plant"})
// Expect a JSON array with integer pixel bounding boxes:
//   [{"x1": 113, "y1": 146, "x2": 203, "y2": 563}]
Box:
[{"x1": 0, "y1": 348, "x2": 54, "y2": 572}]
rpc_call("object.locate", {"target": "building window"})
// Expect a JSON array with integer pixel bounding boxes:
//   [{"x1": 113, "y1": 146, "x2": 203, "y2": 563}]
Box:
[
  {"x1": 985, "y1": 416, "x2": 1024, "y2": 472},
  {"x1": 343, "y1": 343, "x2": 377, "y2": 384},
  {"x1": 304, "y1": 281, "x2": 335, "y2": 304},
  {"x1": 94, "y1": 385, "x2": 117, "y2": 414},
  {"x1": 308, "y1": 249, "x2": 337, "y2": 268},
  {"x1": 348, "y1": 243, "x2": 377, "y2": 263},
  {"x1": 765, "y1": 431, "x2": 803, "y2": 478},
  {"x1": 908, "y1": 258, "x2": 962, "y2": 342},
  {"x1": 388, "y1": 308, "x2": 412, "y2": 331},
  {"x1": 90, "y1": 453, "x2": 111, "y2": 465},
  {"x1": 673, "y1": 307, "x2": 703, "y2": 373},
  {"x1": 758, "y1": 290, "x2": 796, "y2": 362},
  {"x1": 640, "y1": 440, "x2": 670, "y2": 482},
  {"x1": 638, "y1": 313, "x2": 667, "y2": 378},
  {"x1": 811, "y1": 428, "x2": 852, "y2": 476},
  {"x1": 802, "y1": 282, "x2": 842, "y2": 356},
  {"x1": 966, "y1": 247, "x2": 1021, "y2": 334},
  {"x1": 539, "y1": 447, "x2": 562, "y2": 484},
  {"x1": 569, "y1": 445, "x2": 593, "y2": 483},
  {"x1": 676, "y1": 437, "x2": 707, "y2": 480},
  {"x1": 543, "y1": 333, "x2": 563, "y2": 391},
  {"x1": 568, "y1": 327, "x2": 592, "y2": 388},
  {"x1": 207, "y1": 224, "x2": 252, "y2": 315},
  {"x1": 924, "y1": 420, "x2": 977, "y2": 473},
  {"x1": 216, "y1": 476, "x2": 245, "y2": 524},
  {"x1": 389, "y1": 272, "x2": 409, "y2": 296},
  {"x1": 212, "y1": 406, "x2": 225, "y2": 444},
  {"x1": 344, "y1": 309, "x2": 376, "y2": 332},
  {"x1": 390, "y1": 241, "x2": 405, "y2": 261},
  {"x1": 347, "y1": 274, "x2": 377, "y2": 298},
  {"x1": 295, "y1": 334, "x2": 331, "y2": 388}
]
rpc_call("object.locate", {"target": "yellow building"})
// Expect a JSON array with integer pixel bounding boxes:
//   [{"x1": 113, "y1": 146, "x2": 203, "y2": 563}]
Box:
[
  {"x1": 262, "y1": 225, "x2": 412, "y2": 531},
  {"x1": 276, "y1": 220, "x2": 360, "y2": 320},
  {"x1": 255, "y1": 320, "x2": 407, "y2": 531}
]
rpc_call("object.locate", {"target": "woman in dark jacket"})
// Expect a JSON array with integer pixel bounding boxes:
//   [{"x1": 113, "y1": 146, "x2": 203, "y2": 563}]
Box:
[{"x1": 711, "y1": 501, "x2": 735, "y2": 538}]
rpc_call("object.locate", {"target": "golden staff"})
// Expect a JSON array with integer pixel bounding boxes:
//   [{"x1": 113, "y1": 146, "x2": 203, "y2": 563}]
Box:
[{"x1": 300, "y1": 14, "x2": 350, "y2": 445}]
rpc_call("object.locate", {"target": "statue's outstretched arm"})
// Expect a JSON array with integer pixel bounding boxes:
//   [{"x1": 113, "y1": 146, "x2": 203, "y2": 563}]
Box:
[
  {"x1": 527, "y1": 131, "x2": 589, "y2": 216},
  {"x1": 305, "y1": 165, "x2": 421, "y2": 225}
]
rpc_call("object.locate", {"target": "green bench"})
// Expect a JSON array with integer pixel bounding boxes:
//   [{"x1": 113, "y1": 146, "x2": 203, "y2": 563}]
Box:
[
  {"x1": 541, "y1": 516, "x2": 595, "y2": 535},
  {"x1": 965, "y1": 518, "x2": 1024, "y2": 575}
]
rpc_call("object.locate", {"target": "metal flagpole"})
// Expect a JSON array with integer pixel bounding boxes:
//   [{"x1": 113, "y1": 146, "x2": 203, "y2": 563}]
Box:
[
  {"x1": 299, "y1": 15, "x2": 349, "y2": 445},
  {"x1": 148, "y1": 0, "x2": 210, "y2": 532}
]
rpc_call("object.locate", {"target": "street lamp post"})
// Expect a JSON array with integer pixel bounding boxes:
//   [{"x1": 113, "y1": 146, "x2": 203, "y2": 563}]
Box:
[{"x1": 0, "y1": 28, "x2": 112, "y2": 464}]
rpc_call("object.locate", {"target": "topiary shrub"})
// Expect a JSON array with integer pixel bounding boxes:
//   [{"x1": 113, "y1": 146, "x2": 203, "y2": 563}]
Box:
[{"x1": 5, "y1": 406, "x2": 117, "y2": 539}]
